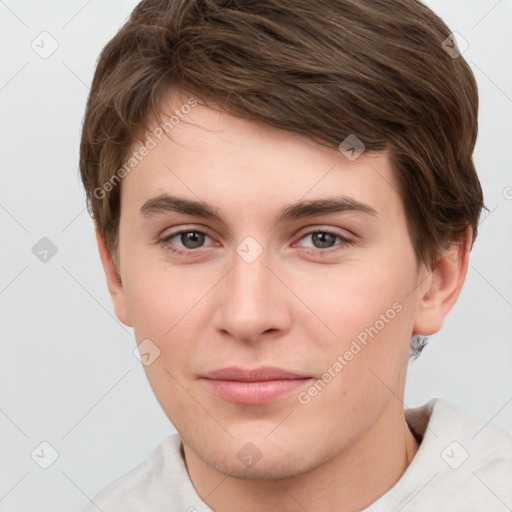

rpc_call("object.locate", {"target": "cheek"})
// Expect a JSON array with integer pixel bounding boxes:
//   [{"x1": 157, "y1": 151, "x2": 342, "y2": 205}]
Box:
[
  {"x1": 122, "y1": 264, "x2": 220, "y2": 381},
  {"x1": 122, "y1": 261, "x2": 203, "y2": 332},
  {"x1": 286, "y1": 253, "x2": 415, "y2": 352},
  {"x1": 308, "y1": 254, "x2": 417, "y2": 406},
  {"x1": 122, "y1": 267, "x2": 207, "y2": 422}
]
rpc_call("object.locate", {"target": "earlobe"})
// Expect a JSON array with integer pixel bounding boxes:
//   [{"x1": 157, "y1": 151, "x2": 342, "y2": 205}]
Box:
[
  {"x1": 412, "y1": 227, "x2": 472, "y2": 336},
  {"x1": 94, "y1": 223, "x2": 133, "y2": 327}
]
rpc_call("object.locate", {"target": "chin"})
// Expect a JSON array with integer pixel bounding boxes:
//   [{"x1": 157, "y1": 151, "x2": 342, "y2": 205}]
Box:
[
  {"x1": 185, "y1": 430, "x2": 331, "y2": 482},
  {"x1": 209, "y1": 450, "x2": 316, "y2": 481}
]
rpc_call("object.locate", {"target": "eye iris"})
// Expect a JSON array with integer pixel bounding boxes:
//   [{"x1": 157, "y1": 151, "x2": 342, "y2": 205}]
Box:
[
  {"x1": 312, "y1": 232, "x2": 336, "y2": 249},
  {"x1": 181, "y1": 231, "x2": 205, "y2": 249}
]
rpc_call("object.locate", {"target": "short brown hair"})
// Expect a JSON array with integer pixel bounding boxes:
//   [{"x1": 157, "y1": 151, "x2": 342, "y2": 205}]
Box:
[{"x1": 80, "y1": 0, "x2": 484, "y2": 277}]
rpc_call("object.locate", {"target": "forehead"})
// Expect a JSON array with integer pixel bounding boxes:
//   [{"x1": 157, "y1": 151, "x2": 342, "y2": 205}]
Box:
[{"x1": 120, "y1": 90, "x2": 403, "y2": 225}]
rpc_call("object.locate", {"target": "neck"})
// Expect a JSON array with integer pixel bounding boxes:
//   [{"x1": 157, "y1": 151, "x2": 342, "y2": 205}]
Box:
[{"x1": 183, "y1": 402, "x2": 421, "y2": 512}]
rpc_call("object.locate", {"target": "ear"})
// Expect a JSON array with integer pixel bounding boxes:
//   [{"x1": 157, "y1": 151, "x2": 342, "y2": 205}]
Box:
[
  {"x1": 94, "y1": 223, "x2": 133, "y2": 327},
  {"x1": 412, "y1": 227, "x2": 472, "y2": 336}
]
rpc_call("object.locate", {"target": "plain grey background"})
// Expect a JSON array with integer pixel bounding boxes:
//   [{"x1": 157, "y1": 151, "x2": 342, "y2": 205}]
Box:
[{"x1": 1, "y1": 1, "x2": 511, "y2": 510}]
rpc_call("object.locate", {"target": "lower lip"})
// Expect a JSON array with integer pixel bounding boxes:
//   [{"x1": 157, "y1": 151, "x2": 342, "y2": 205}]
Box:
[{"x1": 201, "y1": 378, "x2": 312, "y2": 405}]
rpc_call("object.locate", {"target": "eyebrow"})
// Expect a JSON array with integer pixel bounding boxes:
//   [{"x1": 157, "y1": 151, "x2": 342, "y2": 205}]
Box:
[{"x1": 139, "y1": 194, "x2": 378, "y2": 223}]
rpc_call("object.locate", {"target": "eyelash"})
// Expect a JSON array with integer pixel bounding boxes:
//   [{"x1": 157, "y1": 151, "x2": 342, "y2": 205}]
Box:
[{"x1": 160, "y1": 228, "x2": 354, "y2": 257}]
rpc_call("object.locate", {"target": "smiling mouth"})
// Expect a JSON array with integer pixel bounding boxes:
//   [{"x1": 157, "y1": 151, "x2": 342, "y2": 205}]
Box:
[{"x1": 199, "y1": 366, "x2": 313, "y2": 405}]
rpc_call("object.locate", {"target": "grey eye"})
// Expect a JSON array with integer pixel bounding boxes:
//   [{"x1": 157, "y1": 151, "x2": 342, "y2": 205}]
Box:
[
  {"x1": 179, "y1": 231, "x2": 206, "y2": 249},
  {"x1": 311, "y1": 232, "x2": 337, "y2": 249},
  {"x1": 300, "y1": 232, "x2": 339, "y2": 249}
]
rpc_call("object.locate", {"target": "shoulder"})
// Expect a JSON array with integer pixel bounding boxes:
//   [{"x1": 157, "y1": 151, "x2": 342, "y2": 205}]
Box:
[
  {"x1": 432, "y1": 398, "x2": 512, "y2": 501},
  {"x1": 412, "y1": 399, "x2": 511, "y2": 509},
  {"x1": 368, "y1": 398, "x2": 512, "y2": 511},
  {"x1": 411, "y1": 398, "x2": 512, "y2": 469},
  {"x1": 82, "y1": 434, "x2": 211, "y2": 512}
]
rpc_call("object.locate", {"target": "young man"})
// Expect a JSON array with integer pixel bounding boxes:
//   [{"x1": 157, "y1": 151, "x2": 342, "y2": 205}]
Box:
[{"x1": 80, "y1": 0, "x2": 511, "y2": 510}]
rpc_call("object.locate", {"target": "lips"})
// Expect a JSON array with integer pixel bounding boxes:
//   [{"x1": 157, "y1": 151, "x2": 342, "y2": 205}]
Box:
[{"x1": 199, "y1": 366, "x2": 312, "y2": 405}]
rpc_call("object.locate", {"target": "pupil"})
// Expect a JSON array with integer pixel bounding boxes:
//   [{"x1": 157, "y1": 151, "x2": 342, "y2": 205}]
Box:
[
  {"x1": 182, "y1": 232, "x2": 205, "y2": 249},
  {"x1": 312, "y1": 232, "x2": 336, "y2": 248}
]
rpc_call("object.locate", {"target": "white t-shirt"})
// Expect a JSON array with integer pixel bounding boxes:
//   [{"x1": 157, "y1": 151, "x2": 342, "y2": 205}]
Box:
[{"x1": 83, "y1": 398, "x2": 512, "y2": 511}]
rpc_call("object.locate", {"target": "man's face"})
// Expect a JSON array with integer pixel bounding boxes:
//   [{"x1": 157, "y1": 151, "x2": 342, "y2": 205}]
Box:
[{"x1": 113, "y1": 91, "x2": 429, "y2": 479}]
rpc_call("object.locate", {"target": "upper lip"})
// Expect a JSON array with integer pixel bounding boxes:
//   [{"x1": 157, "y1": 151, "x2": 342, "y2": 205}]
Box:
[{"x1": 200, "y1": 366, "x2": 310, "y2": 382}]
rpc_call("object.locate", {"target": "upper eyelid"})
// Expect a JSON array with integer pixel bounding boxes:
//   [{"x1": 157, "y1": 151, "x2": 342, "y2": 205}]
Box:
[
  {"x1": 163, "y1": 225, "x2": 215, "y2": 239},
  {"x1": 164, "y1": 226, "x2": 350, "y2": 238},
  {"x1": 295, "y1": 225, "x2": 353, "y2": 238}
]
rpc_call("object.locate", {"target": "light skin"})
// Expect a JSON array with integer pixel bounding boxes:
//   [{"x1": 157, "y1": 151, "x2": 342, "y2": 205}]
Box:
[{"x1": 95, "y1": 91, "x2": 471, "y2": 511}]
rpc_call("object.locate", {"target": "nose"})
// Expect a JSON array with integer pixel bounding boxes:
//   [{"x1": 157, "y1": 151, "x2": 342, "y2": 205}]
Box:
[{"x1": 213, "y1": 247, "x2": 292, "y2": 344}]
